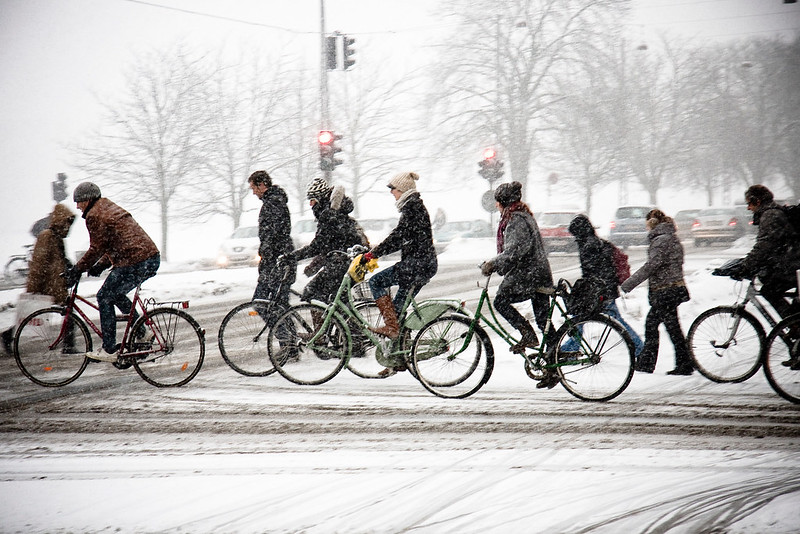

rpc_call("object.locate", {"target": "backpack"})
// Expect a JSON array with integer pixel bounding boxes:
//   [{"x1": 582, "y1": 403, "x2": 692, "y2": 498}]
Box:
[
  {"x1": 781, "y1": 203, "x2": 800, "y2": 236},
  {"x1": 566, "y1": 277, "x2": 605, "y2": 317},
  {"x1": 603, "y1": 240, "x2": 631, "y2": 285}
]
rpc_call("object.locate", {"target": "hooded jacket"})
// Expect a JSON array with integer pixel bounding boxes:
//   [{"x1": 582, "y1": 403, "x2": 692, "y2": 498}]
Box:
[
  {"x1": 741, "y1": 201, "x2": 800, "y2": 286},
  {"x1": 568, "y1": 214, "x2": 619, "y2": 300},
  {"x1": 257, "y1": 185, "x2": 294, "y2": 268},
  {"x1": 621, "y1": 221, "x2": 685, "y2": 294},
  {"x1": 26, "y1": 204, "x2": 75, "y2": 304}
]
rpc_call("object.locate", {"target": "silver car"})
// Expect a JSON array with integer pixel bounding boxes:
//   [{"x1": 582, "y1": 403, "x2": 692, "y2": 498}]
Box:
[
  {"x1": 690, "y1": 206, "x2": 753, "y2": 247},
  {"x1": 608, "y1": 205, "x2": 654, "y2": 248}
]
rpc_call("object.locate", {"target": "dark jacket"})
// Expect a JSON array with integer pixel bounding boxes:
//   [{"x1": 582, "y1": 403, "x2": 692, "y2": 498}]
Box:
[
  {"x1": 568, "y1": 214, "x2": 619, "y2": 301},
  {"x1": 372, "y1": 192, "x2": 438, "y2": 287},
  {"x1": 75, "y1": 197, "x2": 159, "y2": 272},
  {"x1": 621, "y1": 222, "x2": 686, "y2": 294},
  {"x1": 492, "y1": 209, "x2": 553, "y2": 293},
  {"x1": 741, "y1": 202, "x2": 800, "y2": 286},
  {"x1": 257, "y1": 185, "x2": 294, "y2": 269},
  {"x1": 27, "y1": 204, "x2": 75, "y2": 305},
  {"x1": 295, "y1": 188, "x2": 364, "y2": 263}
]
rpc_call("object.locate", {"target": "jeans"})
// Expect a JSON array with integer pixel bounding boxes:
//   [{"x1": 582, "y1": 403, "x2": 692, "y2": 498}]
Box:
[
  {"x1": 561, "y1": 300, "x2": 644, "y2": 356},
  {"x1": 368, "y1": 265, "x2": 426, "y2": 313},
  {"x1": 97, "y1": 254, "x2": 160, "y2": 352}
]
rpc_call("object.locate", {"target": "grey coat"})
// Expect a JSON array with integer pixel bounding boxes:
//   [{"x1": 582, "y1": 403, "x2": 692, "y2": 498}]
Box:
[
  {"x1": 492, "y1": 210, "x2": 553, "y2": 293},
  {"x1": 621, "y1": 222, "x2": 685, "y2": 294}
]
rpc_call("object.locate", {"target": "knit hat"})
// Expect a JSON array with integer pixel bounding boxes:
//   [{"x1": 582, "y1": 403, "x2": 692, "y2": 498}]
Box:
[
  {"x1": 73, "y1": 182, "x2": 102, "y2": 202},
  {"x1": 306, "y1": 177, "x2": 333, "y2": 201},
  {"x1": 494, "y1": 181, "x2": 522, "y2": 207},
  {"x1": 387, "y1": 172, "x2": 419, "y2": 193}
]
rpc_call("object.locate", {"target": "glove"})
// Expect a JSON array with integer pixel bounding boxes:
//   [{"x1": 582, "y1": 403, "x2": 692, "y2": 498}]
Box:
[
  {"x1": 480, "y1": 261, "x2": 494, "y2": 277},
  {"x1": 87, "y1": 263, "x2": 107, "y2": 277},
  {"x1": 61, "y1": 267, "x2": 81, "y2": 287},
  {"x1": 363, "y1": 252, "x2": 375, "y2": 262}
]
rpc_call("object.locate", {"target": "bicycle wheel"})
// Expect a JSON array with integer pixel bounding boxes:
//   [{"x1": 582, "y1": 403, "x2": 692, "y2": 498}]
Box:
[
  {"x1": 218, "y1": 300, "x2": 284, "y2": 376},
  {"x1": 687, "y1": 306, "x2": 764, "y2": 383},
  {"x1": 410, "y1": 314, "x2": 494, "y2": 399},
  {"x1": 14, "y1": 307, "x2": 90, "y2": 387},
  {"x1": 554, "y1": 314, "x2": 634, "y2": 402},
  {"x1": 763, "y1": 314, "x2": 800, "y2": 404},
  {"x1": 131, "y1": 308, "x2": 205, "y2": 387},
  {"x1": 4, "y1": 256, "x2": 28, "y2": 286},
  {"x1": 267, "y1": 303, "x2": 349, "y2": 385}
]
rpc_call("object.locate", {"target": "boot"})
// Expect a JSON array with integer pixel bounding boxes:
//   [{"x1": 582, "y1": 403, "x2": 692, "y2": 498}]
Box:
[
  {"x1": 509, "y1": 322, "x2": 538, "y2": 354},
  {"x1": 370, "y1": 295, "x2": 399, "y2": 340}
]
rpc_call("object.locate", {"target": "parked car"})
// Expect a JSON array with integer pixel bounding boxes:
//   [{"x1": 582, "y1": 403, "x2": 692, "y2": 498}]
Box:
[
  {"x1": 608, "y1": 205, "x2": 654, "y2": 248},
  {"x1": 536, "y1": 210, "x2": 583, "y2": 253},
  {"x1": 216, "y1": 226, "x2": 259, "y2": 268},
  {"x1": 359, "y1": 218, "x2": 399, "y2": 247},
  {"x1": 433, "y1": 220, "x2": 493, "y2": 243},
  {"x1": 673, "y1": 209, "x2": 701, "y2": 240},
  {"x1": 690, "y1": 206, "x2": 753, "y2": 246}
]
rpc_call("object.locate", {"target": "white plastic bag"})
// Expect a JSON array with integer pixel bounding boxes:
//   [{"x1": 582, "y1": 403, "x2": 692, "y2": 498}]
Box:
[{"x1": 15, "y1": 293, "x2": 54, "y2": 327}]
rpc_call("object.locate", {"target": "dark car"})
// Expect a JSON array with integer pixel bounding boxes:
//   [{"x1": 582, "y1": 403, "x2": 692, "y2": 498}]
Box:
[
  {"x1": 608, "y1": 206, "x2": 654, "y2": 248},
  {"x1": 537, "y1": 210, "x2": 583, "y2": 253},
  {"x1": 690, "y1": 206, "x2": 753, "y2": 246}
]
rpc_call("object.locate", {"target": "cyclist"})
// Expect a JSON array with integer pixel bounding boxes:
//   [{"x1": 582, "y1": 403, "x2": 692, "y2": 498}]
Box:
[
  {"x1": 63, "y1": 182, "x2": 160, "y2": 363},
  {"x1": 364, "y1": 172, "x2": 438, "y2": 376}
]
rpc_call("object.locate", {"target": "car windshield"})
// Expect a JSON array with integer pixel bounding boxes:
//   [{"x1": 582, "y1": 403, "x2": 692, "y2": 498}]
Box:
[
  {"x1": 699, "y1": 208, "x2": 733, "y2": 217},
  {"x1": 231, "y1": 226, "x2": 258, "y2": 239},
  {"x1": 616, "y1": 207, "x2": 651, "y2": 219},
  {"x1": 538, "y1": 213, "x2": 577, "y2": 226}
]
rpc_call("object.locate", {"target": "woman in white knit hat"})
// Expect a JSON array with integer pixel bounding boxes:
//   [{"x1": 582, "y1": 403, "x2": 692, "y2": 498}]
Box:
[{"x1": 362, "y1": 172, "x2": 438, "y2": 375}]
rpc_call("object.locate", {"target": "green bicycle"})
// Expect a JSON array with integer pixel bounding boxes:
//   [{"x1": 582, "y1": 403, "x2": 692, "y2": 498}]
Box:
[
  {"x1": 266, "y1": 246, "x2": 468, "y2": 386},
  {"x1": 410, "y1": 275, "x2": 635, "y2": 400}
]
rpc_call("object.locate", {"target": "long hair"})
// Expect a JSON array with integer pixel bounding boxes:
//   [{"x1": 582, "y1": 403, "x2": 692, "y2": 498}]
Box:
[{"x1": 646, "y1": 208, "x2": 675, "y2": 230}]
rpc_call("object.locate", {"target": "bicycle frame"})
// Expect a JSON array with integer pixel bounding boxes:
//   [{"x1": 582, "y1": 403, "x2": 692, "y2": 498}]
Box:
[{"x1": 714, "y1": 279, "x2": 783, "y2": 349}]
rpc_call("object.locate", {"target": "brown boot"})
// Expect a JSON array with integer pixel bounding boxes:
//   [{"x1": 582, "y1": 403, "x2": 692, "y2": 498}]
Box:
[
  {"x1": 370, "y1": 295, "x2": 399, "y2": 340},
  {"x1": 510, "y1": 322, "x2": 539, "y2": 354}
]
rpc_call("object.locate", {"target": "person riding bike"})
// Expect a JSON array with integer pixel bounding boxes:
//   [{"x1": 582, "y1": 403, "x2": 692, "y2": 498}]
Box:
[{"x1": 63, "y1": 182, "x2": 160, "y2": 364}]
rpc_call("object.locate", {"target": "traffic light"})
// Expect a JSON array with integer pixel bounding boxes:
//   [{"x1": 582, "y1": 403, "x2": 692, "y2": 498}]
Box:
[
  {"x1": 342, "y1": 35, "x2": 356, "y2": 70},
  {"x1": 325, "y1": 36, "x2": 337, "y2": 70},
  {"x1": 478, "y1": 149, "x2": 504, "y2": 182},
  {"x1": 52, "y1": 172, "x2": 68, "y2": 202},
  {"x1": 318, "y1": 130, "x2": 343, "y2": 171}
]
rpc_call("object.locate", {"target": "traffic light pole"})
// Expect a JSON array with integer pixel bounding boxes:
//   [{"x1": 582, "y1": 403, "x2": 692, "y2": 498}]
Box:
[{"x1": 320, "y1": 0, "x2": 331, "y2": 180}]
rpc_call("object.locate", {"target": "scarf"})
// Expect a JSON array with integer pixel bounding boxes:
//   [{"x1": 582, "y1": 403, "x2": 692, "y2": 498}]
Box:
[
  {"x1": 395, "y1": 189, "x2": 418, "y2": 211},
  {"x1": 497, "y1": 201, "x2": 532, "y2": 253}
]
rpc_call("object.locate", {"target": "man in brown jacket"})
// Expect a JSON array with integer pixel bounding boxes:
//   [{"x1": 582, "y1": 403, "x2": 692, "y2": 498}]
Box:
[{"x1": 64, "y1": 182, "x2": 160, "y2": 362}]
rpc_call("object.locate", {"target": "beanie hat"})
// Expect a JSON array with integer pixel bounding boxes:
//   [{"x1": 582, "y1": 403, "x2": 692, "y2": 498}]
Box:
[
  {"x1": 306, "y1": 177, "x2": 333, "y2": 201},
  {"x1": 73, "y1": 182, "x2": 102, "y2": 202},
  {"x1": 494, "y1": 181, "x2": 522, "y2": 207},
  {"x1": 568, "y1": 214, "x2": 594, "y2": 239},
  {"x1": 387, "y1": 172, "x2": 420, "y2": 193}
]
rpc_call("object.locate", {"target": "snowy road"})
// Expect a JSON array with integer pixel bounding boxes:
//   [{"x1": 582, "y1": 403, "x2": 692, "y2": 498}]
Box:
[{"x1": 1, "y1": 248, "x2": 799, "y2": 532}]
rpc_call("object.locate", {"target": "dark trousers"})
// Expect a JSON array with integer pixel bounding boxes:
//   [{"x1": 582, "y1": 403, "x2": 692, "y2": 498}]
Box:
[
  {"x1": 97, "y1": 254, "x2": 160, "y2": 352},
  {"x1": 494, "y1": 286, "x2": 552, "y2": 338},
  {"x1": 761, "y1": 280, "x2": 800, "y2": 321},
  {"x1": 368, "y1": 264, "x2": 428, "y2": 313},
  {"x1": 254, "y1": 259, "x2": 296, "y2": 326},
  {"x1": 638, "y1": 286, "x2": 691, "y2": 371}
]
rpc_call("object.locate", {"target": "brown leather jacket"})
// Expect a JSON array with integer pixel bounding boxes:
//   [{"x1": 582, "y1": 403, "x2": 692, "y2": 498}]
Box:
[
  {"x1": 26, "y1": 204, "x2": 75, "y2": 304},
  {"x1": 75, "y1": 197, "x2": 159, "y2": 272}
]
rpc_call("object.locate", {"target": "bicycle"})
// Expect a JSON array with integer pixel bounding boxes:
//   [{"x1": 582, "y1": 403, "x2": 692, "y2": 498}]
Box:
[
  {"x1": 409, "y1": 275, "x2": 635, "y2": 401},
  {"x1": 687, "y1": 260, "x2": 792, "y2": 383},
  {"x1": 4, "y1": 245, "x2": 32, "y2": 286},
  {"x1": 265, "y1": 246, "x2": 466, "y2": 385},
  {"x1": 13, "y1": 276, "x2": 205, "y2": 387},
  {"x1": 763, "y1": 312, "x2": 800, "y2": 404}
]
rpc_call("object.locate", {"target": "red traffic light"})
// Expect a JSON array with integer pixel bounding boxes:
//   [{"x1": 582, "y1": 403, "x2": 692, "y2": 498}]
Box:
[
  {"x1": 318, "y1": 130, "x2": 335, "y2": 145},
  {"x1": 482, "y1": 148, "x2": 496, "y2": 160}
]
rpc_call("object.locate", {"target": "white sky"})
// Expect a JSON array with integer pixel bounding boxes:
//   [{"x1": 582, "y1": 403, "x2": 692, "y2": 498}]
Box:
[{"x1": 1, "y1": 0, "x2": 798, "y2": 263}]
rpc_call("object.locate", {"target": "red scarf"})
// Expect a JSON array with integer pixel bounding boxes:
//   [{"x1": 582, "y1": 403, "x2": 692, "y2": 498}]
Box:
[{"x1": 497, "y1": 201, "x2": 532, "y2": 253}]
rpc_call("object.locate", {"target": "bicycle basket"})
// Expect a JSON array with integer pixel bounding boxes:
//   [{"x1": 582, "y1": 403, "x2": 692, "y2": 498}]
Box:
[
  {"x1": 352, "y1": 280, "x2": 373, "y2": 301},
  {"x1": 565, "y1": 277, "x2": 604, "y2": 317}
]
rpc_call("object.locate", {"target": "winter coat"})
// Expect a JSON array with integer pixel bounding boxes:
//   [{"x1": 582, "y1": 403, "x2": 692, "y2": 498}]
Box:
[
  {"x1": 26, "y1": 204, "x2": 75, "y2": 305},
  {"x1": 256, "y1": 185, "x2": 294, "y2": 269},
  {"x1": 741, "y1": 201, "x2": 800, "y2": 287},
  {"x1": 75, "y1": 197, "x2": 159, "y2": 272},
  {"x1": 621, "y1": 222, "x2": 686, "y2": 296},
  {"x1": 568, "y1": 214, "x2": 619, "y2": 301},
  {"x1": 295, "y1": 187, "x2": 365, "y2": 264},
  {"x1": 491, "y1": 209, "x2": 553, "y2": 293},
  {"x1": 372, "y1": 192, "x2": 438, "y2": 288}
]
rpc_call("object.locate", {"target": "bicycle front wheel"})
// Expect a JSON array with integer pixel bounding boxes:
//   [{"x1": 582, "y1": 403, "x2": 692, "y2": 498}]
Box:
[
  {"x1": 763, "y1": 315, "x2": 800, "y2": 404},
  {"x1": 687, "y1": 306, "x2": 764, "y2": 383},
  {"x1": 131, "y1": 308, "x2": 205, "y2": 387},
  {"x1": 218, "y1": 300, "x2": 284, "y2": 376},
  {"x1": 410, "y1": 314, "x2": 494, "y2": 399},
  {"x1": 14, "y1": 307, "x2": 91, "y2": 387},
  {"x1": 555, "y1": 315, "x2": 634, "y2": 402},
  {"x1": 268, "y1": 303, "x2": 349, "y2": 385}
]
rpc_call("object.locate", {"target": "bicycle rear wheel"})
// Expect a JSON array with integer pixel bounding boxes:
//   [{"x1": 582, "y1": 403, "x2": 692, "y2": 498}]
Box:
[
  {"x1": 268, "y1": 303, "x2": 349, "y2": 385},
  {"x1": 218, "y1": 300, "x2": 283, "y2": 376},
  {"x1": 14, "y1": 307, "x2": 90, "y2": 387},
  {"x1": 687, "y1": 306, "x2": 764, "y2": 383},
  {"x1": 131, "y1": 308, "x2": 205, "y2": 387},
  {"x1": 410, "y1": 314, "x2": 494, "y2": 399},
  {"x1": 763, "y1": 315, "x2": 800, "y2": 404},
  {"x1": 555, "y1": 315, "x2": 634, "y2": 402}
]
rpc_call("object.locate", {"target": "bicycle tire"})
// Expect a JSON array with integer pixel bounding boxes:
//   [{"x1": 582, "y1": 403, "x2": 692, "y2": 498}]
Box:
[
  {"x1": 130, "y1": 308, "x2": 205, "y2": 387},
  {"x1": 345, "y1": 301, "x2": 396, "y2": 379},
  {"x1": 763, "y1": 314, "x2": 800, "y2": 404},
  {"x1": 410, "y1": 314, "x2": 494, "y2": 399},
  {"x1": 4, "y1": 256, "x2": 28, "y2": 286},
  {"x1": 14, "y1": 307, "x2": 91, "y2": 387},
  {"x1": 687, "y1": 306, "x2": 764, "y2": 383},
  {"x1": 267, "y1": 303, "x2": 349, "y2": 385},
  {"x1": 218, "y1": 300, "x2": 285, "y2": 376},
  {"x1": 554, "y1": 314, "x2": 634, "y2": 402}
]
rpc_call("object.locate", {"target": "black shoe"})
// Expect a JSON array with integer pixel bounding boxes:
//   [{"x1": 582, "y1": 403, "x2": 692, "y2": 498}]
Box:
[
  {"x1": 510, "y1": 332, "x2": 539, "y2": 355},
  {"x1": 634, "y1": 361, "x2": 655, "y2": 374},
  {"x1": 113, "y1": 357, "x2": 133, "y2": 370},
  {"x1": 666, "y1": 366, "x2": 694, "y2": 376},
  {"x1": 1, "y1": 328, "x2": 13, "y2": 355},
  {"x1": 536, "y1": 372, "x2": 560, "y2": 389}
]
